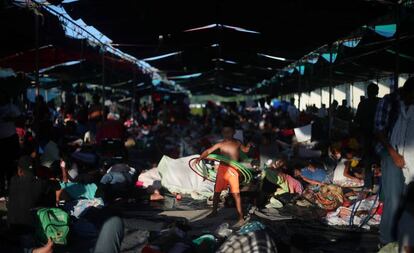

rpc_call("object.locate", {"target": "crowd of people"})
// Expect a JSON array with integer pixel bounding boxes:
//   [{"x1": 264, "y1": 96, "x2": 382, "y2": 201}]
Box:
[{"x1": 0, "y1": 77, "x2": 413, "y2": 252}]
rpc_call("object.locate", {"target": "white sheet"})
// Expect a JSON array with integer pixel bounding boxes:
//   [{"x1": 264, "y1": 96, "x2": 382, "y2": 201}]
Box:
[
  {"x1": 294, "y1": 124, "x2": 312, "y2": 143},
  {"x1": 157, "y1": 155, "x2": 215, "y2": 199}
]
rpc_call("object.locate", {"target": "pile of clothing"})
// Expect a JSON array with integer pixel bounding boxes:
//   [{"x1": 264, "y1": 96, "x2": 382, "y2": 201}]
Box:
[
  {"x1": 325, "y1": 195, "x2": 381, "y2": 229},
  {"x1": 141, "y1": 221, "x2": 277, "y2": 253}
]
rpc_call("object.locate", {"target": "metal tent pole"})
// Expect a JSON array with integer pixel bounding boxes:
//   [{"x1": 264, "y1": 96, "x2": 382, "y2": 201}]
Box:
[
  {"x1": 393, "y1": 3, "x2": 400, "y2": 91},
  {"x1": 298, "y1": 67, "x2": 302, "y2": 110},
  {"x1": 328, "y1": 45, "x2": 334, "y2": 140},
  {"x1": 131, "y1": 69, "x2": 136, "y2": 119},
  {"x1": 35, "y1": 10, "x2": 40, "y2": 96},
  {"x1": 320, "y1": 88, "x2": 323, "y2": 107},
  {"x1": 328, "y1": 46, "x2": 333, "y2": 112},
  {"x1": 101, "y1": 46, "x2": 106, "y2": 122}
]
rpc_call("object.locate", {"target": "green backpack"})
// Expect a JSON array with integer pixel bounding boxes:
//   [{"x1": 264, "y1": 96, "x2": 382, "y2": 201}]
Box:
[{"x1": 36, "y1": 208, "x2": 70, "y2": 245}]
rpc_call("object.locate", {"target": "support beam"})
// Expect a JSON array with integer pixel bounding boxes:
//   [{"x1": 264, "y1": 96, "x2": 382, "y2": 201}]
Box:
[
  {"x1": 393, "y1": 3, "x2": 400, "y2": 91},
  {"x1": 328, "y1": 45, "x2": 333, "y2": 114},
  {"x1": 298, "y1": 73, "x2": 302, "y2": 110},
  {"x1": 34, "y1": 10, "x2": 40, "y2": 96},
  {"x1": 101, "y1": 47, "x2": 106, "y2": 122}
]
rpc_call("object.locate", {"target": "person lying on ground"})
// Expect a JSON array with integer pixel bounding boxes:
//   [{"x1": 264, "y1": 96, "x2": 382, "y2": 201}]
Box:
[
  {"x1": 135, "y1": 166, "x2": 165, "y2": 201},
  {"x1": 296, "y1": 160, "x2": 328, "y2": 186},
  {"x1": 194, "y1": 122, "x2": 253, "y2": 227}
]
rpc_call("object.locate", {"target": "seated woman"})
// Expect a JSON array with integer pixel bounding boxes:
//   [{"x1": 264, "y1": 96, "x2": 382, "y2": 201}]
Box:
[{"x1": 332, "y1": 149, "x2": 364, "y2": 188}]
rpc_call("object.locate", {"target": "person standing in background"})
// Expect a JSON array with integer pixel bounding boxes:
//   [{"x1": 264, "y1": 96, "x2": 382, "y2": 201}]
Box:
[
  {"x1": 287, "y1": 97, "x2": 299, "y2": 124},
  {"x1": 355, "y1": 83, "x2": 380, "y2": 187}
]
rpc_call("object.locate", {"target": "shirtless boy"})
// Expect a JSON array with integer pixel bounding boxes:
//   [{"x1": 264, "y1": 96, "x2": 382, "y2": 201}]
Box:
[{"x1": 195, "y1": 124, "x2": 252, "y2": 226}]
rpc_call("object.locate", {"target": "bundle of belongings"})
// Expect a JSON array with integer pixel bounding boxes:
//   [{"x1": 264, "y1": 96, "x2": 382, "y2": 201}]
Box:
[
  {"x1": 216, "y1": 221, "x2": 277, "y2": 253},
  {"x1": 325, "y1": 195, "x2": 381, "y2": 229},
  {"x1": 141, "y1": 220, "x2": 277, "y2": 253},
  {"x1": 302, "y1": 184, "x2": 344, "y2": 211}
]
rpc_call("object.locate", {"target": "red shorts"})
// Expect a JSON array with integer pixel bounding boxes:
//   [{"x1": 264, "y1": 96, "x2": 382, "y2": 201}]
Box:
[{"x1": 214, "y1": 164, "x2": 240, "y2": 193}]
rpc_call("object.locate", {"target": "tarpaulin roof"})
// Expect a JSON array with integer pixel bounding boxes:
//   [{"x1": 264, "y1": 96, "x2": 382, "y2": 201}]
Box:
[
  {"x1": 253, "y1": 5, "x2": 414, "y2": 96},
  {"x1": 3, "y1": 1, "x2": 412, "y2": 96},
  {"x1": 0, "y1": 2, "x2": 180, "y2": 93},
  {"x1": 60, "y1": 0, "x2": 393, "y2": 96}
]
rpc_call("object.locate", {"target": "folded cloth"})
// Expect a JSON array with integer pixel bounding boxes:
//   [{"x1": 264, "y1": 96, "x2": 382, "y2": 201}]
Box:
[
  {"x1": 60, "y1": 182, "x2": 97, "y2": 200},
  {"x1": 65, "y1": 198, "x2": 104, "y2": 218},
  {"x1": 325, "y1": 195, "x2": 381, "y2": 228}
]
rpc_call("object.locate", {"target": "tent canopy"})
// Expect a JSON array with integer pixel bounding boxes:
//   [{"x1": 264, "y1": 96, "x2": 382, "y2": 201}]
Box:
[
  {"x1": 2, "y1": 0, "x2": 413, "y2": 97},
  {"x1": 61, "y1": 0, "x2": 395, "y2": 95}
]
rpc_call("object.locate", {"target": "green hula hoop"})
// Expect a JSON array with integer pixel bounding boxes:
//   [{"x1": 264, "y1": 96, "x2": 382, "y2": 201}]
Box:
[
  {"x1": 188, "y1": 158, "x2": 217, "y2": 182},
  {"x1": 205, "y1": 154, "x2": 253, "y2": 184}
]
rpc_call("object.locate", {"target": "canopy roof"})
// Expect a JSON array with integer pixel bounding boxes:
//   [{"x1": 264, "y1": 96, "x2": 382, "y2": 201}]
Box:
[
  {"x1": 0, "y1": 1, "x2": 177, "y2": 94},
  {"x1": 61, "y1": 0, "x2": 395, "y2": 95},
  {"x1": 2, "y1": 0, "x2": 413, "y2": 97}
]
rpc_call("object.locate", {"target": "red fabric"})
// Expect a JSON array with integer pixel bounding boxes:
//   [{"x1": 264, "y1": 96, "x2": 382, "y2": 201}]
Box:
[
  {"x1": 152, "y1": 93, "x2": 161, "y2": 102},
  {"x1": 16, "y1": 127, "x2": 26, "y2": 139},
  {"x1": 376, "y1": 202, "x2": 384, "y2": 215},
  {"x1": 95, "y1": 120, "x2": 125, "y2": 144},
  {"x1": 135, "y1": 181, "x2": 144, "y2": 188},
  {"x1": 0, "y1": 46, "x2": 80, "y2": 72},
  {"x1": 141, "y1": 245, "x2": 162, "y2": 253},
  {"x1": 280, "y1": 128, "x2": 294, "y2": 137},
  {"x1": 124, "y1": 119, "x2": 134, "y2": 128},
  {"x1": 36, "y1": 166, "x2": 56, "y2": 180},
  {"x1": 0, "y1": 45, "x2": 144, "y2": 74}
]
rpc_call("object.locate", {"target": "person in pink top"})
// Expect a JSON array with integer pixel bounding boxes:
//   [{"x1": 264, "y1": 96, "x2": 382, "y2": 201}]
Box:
[{"x1": 282, "y1": 173, "x2": 303, "y2": 194}]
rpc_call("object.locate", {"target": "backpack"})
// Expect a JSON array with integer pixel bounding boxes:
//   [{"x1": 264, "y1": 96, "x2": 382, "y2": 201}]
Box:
[{"x1": 36, "y1": 208, "x2": 70, "y2": 245}]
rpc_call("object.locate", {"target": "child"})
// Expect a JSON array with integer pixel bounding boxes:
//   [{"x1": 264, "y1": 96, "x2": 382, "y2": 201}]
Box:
[
  {"x1": 298, "y1": 160, "x2": 328, "y2": 186},
  {"x1": 195, "y1": 123, "x2": 252, "y2": 227},
  {"x1": 333, "y1": 149, "x2": 364, "y2": 188}
]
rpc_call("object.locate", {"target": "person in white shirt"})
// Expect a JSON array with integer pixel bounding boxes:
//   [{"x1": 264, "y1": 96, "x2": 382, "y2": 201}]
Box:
[{"x1": 0, "y1": 92, "x2": 21, "y2": 198}]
